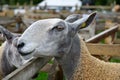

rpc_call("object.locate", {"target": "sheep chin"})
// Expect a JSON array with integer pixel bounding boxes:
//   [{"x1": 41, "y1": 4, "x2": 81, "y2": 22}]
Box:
[{"x1": 22, "y1": 53, "x2": 34, "y2": 60}]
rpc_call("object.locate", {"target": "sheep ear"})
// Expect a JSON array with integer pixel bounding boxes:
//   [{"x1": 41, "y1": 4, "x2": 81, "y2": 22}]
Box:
[
  {"x1": 72, "y1": 12, "x2": 96, "y2": 31},
  {"x1": 65, "y1": 14, "x2": 80, "y2": 23},
  {"x1": 0, "y1": 25, "x2": 14, "y2": 41}
]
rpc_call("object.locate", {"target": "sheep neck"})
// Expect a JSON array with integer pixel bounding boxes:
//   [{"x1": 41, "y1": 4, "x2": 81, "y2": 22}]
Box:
[
  {"x1": 1, "y1": 42, "x2": 16, "y2": 76},
  {"x1": 55, "y1": 35, "x2": 80, "y2": 80}
]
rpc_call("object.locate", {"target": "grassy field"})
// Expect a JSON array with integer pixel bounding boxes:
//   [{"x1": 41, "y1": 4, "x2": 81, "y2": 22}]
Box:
[{"x1": 35, "y1": 72, "x2": 48, "y2": 80}]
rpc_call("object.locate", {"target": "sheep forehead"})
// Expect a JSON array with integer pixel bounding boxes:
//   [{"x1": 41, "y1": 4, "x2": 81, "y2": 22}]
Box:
[
  {"x1": 22, "y1": 19, "x2": 64, "y2": 36},
  {"x1": 30, "y1": 18, "x2": 63, "y2": 30},
  {"x1": 20, "y1": 18, "x2": 65, "y2": 41}
]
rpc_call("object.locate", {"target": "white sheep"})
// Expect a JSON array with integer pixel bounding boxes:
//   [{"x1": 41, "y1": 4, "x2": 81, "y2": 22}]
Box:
[
  {"x1": 0, "y1": 26, "x2": 29, "y2": 79},
  {"x1": 17, "y1": 12, "x2": 120, "y2": 80},
  {"x1": 17, "y1": 12, "x2": 96, "y2": 80}
]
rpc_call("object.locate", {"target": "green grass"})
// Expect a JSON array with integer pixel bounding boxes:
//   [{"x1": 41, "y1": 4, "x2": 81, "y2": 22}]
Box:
[
  {"x1": 35, "y1": 72, "x2": 48, "y2": 80},
  {"x1": 48, "y1": 59, "x2": 54, "y2": 64},
  {"x1": 117, "y1": 31, "x2": 120, "y2": 38},
  {"x1": 110, "y1": 58, "x2": 120, "y2": 63},
  {"x1": 35, "y1": 59, "x2": 53, "y2": 80}
]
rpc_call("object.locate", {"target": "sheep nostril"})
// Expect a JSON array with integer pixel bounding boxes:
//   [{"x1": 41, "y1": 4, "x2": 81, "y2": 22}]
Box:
[{"x1": 17, "y1": 42, "x2": 25, "y2": 49}]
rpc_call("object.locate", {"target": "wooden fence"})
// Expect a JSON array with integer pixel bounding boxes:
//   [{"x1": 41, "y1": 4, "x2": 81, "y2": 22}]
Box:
[
  {"x1": 81, "y1": 6, "x2": 112, "y2": 10},
  {"x1": 2, "y1": 57, "x2": 52, "y2": 80},
  {"x1": 86, "y1": 25, "x2": 120, "y2": 57}
]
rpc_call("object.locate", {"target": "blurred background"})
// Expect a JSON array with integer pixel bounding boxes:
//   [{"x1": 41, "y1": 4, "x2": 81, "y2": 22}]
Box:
[
  {"x1": 0, "y1": 0, "x2": 120, "y2": 33},
  {"x1": 0, "y1": 0, "x2": 120, "y2": 80}
]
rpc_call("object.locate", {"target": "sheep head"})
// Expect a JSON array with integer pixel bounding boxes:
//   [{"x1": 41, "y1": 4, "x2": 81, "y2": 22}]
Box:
[
  {"x1": 0, "y1": 26, "x2": 28, "y2": 68},
  {"x1": 17, "y1": 12, "x2": 96, "y2": 60}
]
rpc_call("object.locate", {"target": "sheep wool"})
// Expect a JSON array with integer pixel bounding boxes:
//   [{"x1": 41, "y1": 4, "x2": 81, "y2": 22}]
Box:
[
  {"x1": 72, "y1": 39, "x2": 120, "y2": 80},
  {"x1": 0, "y1": 42, "x2": 5, "y2": 79}
]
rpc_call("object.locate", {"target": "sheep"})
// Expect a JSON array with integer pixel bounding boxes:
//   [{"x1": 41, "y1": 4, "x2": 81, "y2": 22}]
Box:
[
  {"x1": 17, "y1": 12, "x2": 96, "y2": 80},
  {"x1": 72, "y1": 38, "x2": 120, "y2": 80},
  {"x1": 17, "y1": 11, "x2": 120, "y2": 80},
  {"x1": 112, "y1": 5, "x2": 120, "y2": 12},
  {"x1": 17, "y1": 10, "x2": 120, "y2": 80},
  {"x1": 0, "y1": 26, "x2": 29, "y2": 79}
]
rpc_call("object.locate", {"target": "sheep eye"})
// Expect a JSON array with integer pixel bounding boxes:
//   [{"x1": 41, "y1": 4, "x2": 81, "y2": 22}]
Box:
[{"x1": 53, "y1": 26, "x2": 64, "y2": 31}]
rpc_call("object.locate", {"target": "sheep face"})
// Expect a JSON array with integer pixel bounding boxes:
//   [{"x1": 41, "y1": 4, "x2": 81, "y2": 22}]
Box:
[
  {"x1": 7, "y1": 36, "x2": 26, "y2": 67},
  {"x1": 0, "y1": 26, "x2": 29, "y2": 68},
  {"x1": 17, "y1": 12, "x2": 96, "y2": 60},
  {"x1": 18, "y1": 19, "x2": 72, "y2": 59}
]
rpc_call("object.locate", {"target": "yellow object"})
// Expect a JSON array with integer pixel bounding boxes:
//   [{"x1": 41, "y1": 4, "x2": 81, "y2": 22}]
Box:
[{"x1": 81, "y1": 22, "x2": 86, "y2": 28}]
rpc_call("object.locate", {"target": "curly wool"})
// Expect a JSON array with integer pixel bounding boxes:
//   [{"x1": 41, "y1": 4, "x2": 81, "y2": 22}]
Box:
[{"x1": 72, "y1": 39, "x2": 120, "y2": 80}]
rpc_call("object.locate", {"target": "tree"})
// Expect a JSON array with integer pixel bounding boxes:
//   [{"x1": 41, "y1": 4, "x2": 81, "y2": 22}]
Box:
[
  {"x1": 0, "y1": 0, "x2": 43, "y2": 5},
  {"x1": 116, "y1": 0, "x2": 120, "y2": 4}
]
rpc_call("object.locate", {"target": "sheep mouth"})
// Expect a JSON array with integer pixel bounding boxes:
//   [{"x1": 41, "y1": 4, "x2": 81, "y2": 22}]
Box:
[
  {"x1": 19, "y1": 49, "x2": 35, "y2": 60},
  {"x1": 20, "y1": 49, "x2": 35, "y2": 56}
]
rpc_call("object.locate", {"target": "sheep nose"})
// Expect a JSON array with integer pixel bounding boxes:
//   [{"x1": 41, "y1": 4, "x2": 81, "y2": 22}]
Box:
[
  {"x1": 17, "y1": 42, "x2": 25, "y2": 49},
  {"x1": 17, "y1": 42, "x2": 25, "y2": 55}
]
